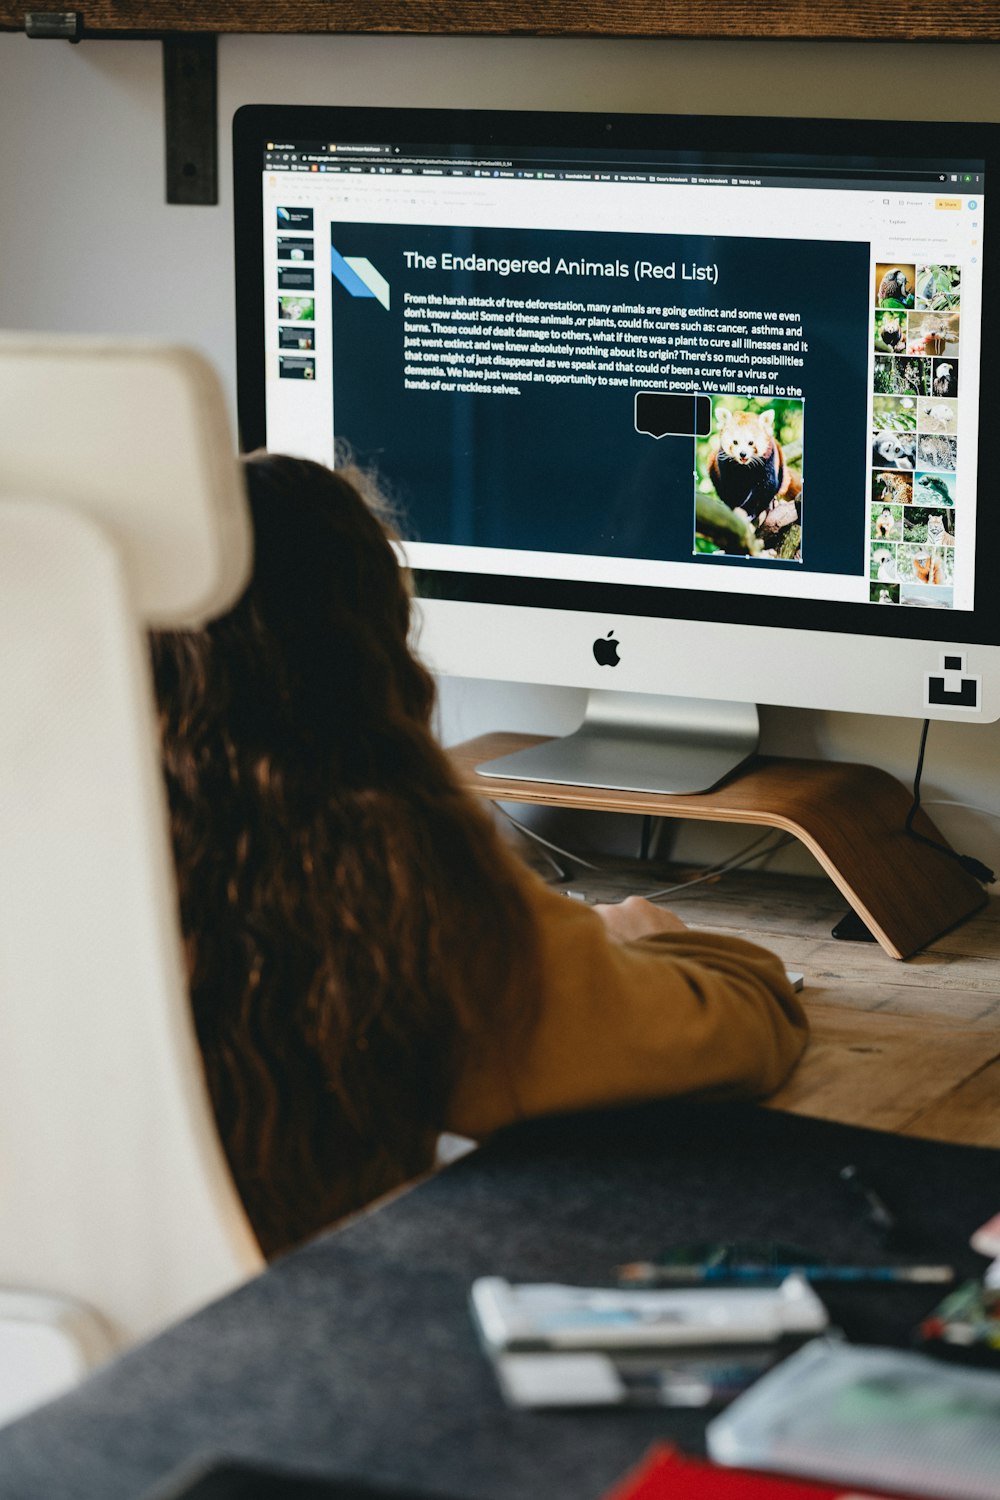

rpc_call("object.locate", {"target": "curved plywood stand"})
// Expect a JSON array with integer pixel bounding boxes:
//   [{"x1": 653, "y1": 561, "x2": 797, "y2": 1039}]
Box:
[{"x1": 448, "y1": 732, "x2": 987, "y2": 960}]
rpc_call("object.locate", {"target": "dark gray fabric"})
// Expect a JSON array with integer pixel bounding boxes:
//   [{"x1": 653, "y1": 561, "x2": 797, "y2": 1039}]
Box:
[{"x1": 0, "y1": 1102, "x2": 995, "y2": 1500}]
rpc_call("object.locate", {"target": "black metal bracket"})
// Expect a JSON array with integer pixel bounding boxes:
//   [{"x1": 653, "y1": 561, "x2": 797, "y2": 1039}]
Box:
[
  {"x1": 24, "y1": 15, "x2": 218, "y2": 206},
  {"x1": 162, "y1": 33, "x2": 218, "y2": 205}
]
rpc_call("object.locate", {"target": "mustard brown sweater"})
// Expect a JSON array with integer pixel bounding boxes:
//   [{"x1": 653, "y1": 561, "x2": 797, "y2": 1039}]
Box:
[{"x1": 447, "y1": 863, "x2": 809, "y2": 1139}]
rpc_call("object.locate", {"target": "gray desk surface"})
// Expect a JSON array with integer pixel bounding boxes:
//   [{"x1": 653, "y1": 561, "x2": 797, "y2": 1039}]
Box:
[{"x1": 0, "y1": 1102, "x2": 996, "y2": 1500}]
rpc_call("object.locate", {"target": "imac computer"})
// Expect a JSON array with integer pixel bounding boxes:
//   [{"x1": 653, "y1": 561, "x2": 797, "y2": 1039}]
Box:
[{"x1": 234, "y1": 106, "x2": 999, "y2": 795}]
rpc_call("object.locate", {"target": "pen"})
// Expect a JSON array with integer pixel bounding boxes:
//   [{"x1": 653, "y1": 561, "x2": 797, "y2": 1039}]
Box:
[
  {"x1": 616, "y1": 1262, "x2": 955, "y2": 1286},
  {"x1": 839, "y1": 1163, "x2": 897, "y2": 1239}
]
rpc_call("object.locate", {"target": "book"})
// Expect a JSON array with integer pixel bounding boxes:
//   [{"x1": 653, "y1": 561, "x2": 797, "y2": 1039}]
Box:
[{"x1": 602, "y1": 1445, "x2": 916, "y2": 1500}]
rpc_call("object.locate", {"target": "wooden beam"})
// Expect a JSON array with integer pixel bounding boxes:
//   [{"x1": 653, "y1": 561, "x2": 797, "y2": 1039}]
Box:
[{"x1": 6, "y1": 2, "x2": 1000, "y2": 42}]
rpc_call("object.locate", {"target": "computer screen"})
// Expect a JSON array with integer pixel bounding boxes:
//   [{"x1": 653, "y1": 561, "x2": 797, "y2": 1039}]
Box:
[{"x1": 234, "y1": 106, "x2": 1000, "y2": 792}]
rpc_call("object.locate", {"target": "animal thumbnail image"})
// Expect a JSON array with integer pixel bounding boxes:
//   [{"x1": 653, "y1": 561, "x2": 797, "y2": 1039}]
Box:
[
  {"x1": 906, "y1": 310, "x2": 960, "y2": 360},
  {"x1": 871, "y1": 502, "x2": 902, "y2": 542},
  {"x1": 872, "y1": 430, "x2": 916, "y2": 471},
  {"x1": 903, "y1": 506, "x2": 956, "y2": 546},
  {"x1": 916, "y1": 263, "x2": 961, "y2": 312},
  {"x1": 915, "y1": 471, "x2": 956, "y2": 508},
  {"x1": 871, "y1": 582, "x2": 900, "y2": 604},
  {"x1": 870, "y1": 545, "x2": 898, "y2": 583},
  {"x1": 874, "y1": 354, "x2": 927, "y2": 397},
  {"x1": 695, "y1": 396, "x2": 803, "y2": 560},
  {"x1": 898, "y1": 544, "x2": 954, "y2": 587},
  {"x1": 930, "y1": 359, "x2": 959, "y2": 398},
  {"x1": 874, "y1": 470, "x2": 912, "y2": 508},
  {"x1": 874, "y1": 310, "x2": 907, "y2": 355},
  {"x1": 917, "y1": 398, "x2": 958, "y2": 436},
  {"x1": 917, "y1": 432, "x2": 957, "y2": 472},
  {"x1": 872, "y1": 395, "x2": 917, "y2": 433},
  {"x1": 278, "y1": 295, "x2": 315, "y2": 322},
  {"x1": 927, "y1": 510, "x2": 956, "y2": 546},
  {"x1": 900, "y1": 583, "x2": 954, "y2": 609},
  {"x1": 875, "y1": 264, "x2": 915, "y2": 309}
]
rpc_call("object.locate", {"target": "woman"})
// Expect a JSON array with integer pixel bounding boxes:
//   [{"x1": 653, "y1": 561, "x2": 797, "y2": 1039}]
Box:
[{"x1": 152, "y1": 453, "x2": 807, "y2": 1257}]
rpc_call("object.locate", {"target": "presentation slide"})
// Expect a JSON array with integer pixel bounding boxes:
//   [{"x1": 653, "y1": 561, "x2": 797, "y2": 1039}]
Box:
[{"x1": 328, "y1": 223, "x2": 871, "y2": 576}]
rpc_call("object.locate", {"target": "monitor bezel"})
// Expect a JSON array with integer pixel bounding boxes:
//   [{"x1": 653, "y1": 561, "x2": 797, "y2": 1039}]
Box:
[{"x1": 234, "y1": 102, "x2": 998, "y2": 649}]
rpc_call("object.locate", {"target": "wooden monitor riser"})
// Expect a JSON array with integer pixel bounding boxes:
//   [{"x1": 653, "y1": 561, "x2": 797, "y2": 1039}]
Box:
[{"x1": 448, "y1": 733, "x2": 987, "y2": 960}]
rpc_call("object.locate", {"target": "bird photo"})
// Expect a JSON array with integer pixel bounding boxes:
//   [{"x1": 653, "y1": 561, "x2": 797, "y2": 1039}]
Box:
[
  {"x1": 932, "y1": 361, "x2": 958, "y2": 397},
  {"x1": 916, "y1": 262, "x2": 961, "y2": 311},
  {"x1": 876, "y1": 263, "x2": 914, "y2": 308},
  {"x1": 917, "y1": 399, "x2": 957, "y2": 435}
]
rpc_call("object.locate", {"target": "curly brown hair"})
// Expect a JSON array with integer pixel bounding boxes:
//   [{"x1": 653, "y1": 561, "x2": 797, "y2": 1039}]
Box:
[{"x1": 151, "y1": 453, "x2": 538, "y2": 1256}]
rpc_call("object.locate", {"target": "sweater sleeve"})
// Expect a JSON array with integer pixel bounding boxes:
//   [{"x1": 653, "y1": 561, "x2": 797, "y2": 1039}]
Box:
[{"x1": 446, "y1": 867, "x2": 809, "y2": 1139}]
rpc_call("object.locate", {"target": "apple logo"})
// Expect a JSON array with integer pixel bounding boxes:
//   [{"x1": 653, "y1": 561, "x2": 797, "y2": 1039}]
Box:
[{"x1": 593, "y1": 629, "x2": 620, "y2": 667}]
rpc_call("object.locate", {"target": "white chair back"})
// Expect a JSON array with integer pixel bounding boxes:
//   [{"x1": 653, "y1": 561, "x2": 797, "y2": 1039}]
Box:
[{"x1": 0, "y1": 339, "x2": 263, "y2": 1390}]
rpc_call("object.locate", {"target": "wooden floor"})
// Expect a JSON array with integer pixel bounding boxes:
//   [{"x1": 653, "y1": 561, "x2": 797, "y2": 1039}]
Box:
[{"x1": 502, "y1": 843, "x2": 1000, "y2": 1150}]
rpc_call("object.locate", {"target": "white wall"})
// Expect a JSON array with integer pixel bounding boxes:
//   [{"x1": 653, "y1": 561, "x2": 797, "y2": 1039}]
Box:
[{"x1": 3, "y1": 31, "x2": 1000, "y2": 879}]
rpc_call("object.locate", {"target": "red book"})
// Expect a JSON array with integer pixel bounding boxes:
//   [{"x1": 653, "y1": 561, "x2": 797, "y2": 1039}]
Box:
[{"x1": 602, "y1": 1446, "x2": 923, "y2": 1500}]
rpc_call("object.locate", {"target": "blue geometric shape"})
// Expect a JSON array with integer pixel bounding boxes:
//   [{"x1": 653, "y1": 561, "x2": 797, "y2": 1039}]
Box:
[{"x1": 331, "y1": 245, "x2": 377, "y2": 299}]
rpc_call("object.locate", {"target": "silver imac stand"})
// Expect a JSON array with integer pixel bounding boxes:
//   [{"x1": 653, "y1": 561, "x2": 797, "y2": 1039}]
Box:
[{"x1": 474, "y1": 689, "x2": 760, "y2": 796}]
